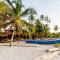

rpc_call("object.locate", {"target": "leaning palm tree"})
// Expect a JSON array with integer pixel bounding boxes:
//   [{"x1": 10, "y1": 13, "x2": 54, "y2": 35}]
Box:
[{"x1": 5, "y1": 0, "x2": 37, "y2": 46}]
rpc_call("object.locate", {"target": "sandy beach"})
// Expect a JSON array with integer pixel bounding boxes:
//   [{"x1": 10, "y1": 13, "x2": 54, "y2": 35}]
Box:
[{"x1": 0, "y1": 42, "x2": 60, "y2": 60}]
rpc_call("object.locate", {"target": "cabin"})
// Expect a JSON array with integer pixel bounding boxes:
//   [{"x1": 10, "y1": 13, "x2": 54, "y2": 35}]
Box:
[{"x1": 0, "y1": 25, "x2": 30, "y2": 43}]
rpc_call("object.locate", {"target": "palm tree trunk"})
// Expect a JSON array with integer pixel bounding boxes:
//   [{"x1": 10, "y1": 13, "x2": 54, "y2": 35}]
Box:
[
  {"x1": 28, "y1": 32, "x2": 31, "y2": 39},
  {"x1": 10, "y1": 30, "x2": 15, "y2": 46}
]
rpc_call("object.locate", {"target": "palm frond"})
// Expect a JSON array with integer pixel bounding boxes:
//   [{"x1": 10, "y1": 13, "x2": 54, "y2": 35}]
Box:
[
  {"x1": 6, "y1": 0, "x2": 14, "y2": 9},
  {"x1": 12, "y1": 1, "x2": 20, "y2": 15},
  {"x1": 21, "y1": 8, "x2": 37, "y2": 16},
  {"x1": 16, "y1": 0, "x2": 24, "y2": 16},
  {"x1": 9, "y1": 0, "x2": 24, "y2": 16},
  {"x1": 40, "y1": 15, "x2": 44, "y2": 19}
]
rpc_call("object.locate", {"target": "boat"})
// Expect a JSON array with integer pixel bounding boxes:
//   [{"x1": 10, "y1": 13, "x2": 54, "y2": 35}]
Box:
[
  {"x1": 56, "y1": 39, "x2": 60, "y2": 44},
  {"x1": 25, "y1": 39, "x2": 60, "y2": 44}
]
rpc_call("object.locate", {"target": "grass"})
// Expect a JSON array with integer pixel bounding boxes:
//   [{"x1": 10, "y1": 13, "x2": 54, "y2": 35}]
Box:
[{"x1": 54, "y1": 44, "x2": 60, "y2": 47}]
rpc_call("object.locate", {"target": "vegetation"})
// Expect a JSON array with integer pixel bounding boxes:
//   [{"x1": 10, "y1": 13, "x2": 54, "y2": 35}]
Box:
[{"x1": 0, "y1": 0, "x2": 60, "y2": 45}]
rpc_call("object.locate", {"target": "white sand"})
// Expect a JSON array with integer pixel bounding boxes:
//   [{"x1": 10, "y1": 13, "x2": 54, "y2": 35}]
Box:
[{"x1": 0, "y1": 42, "x2": 60, "y2": 60}]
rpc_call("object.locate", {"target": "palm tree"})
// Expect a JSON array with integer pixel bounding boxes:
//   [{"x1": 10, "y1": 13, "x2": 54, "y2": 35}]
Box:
[
  {"x1": 40, "y1": 15, "x2": 45, "y2": 39},
  {"x1": 54, "y1": 25, "x2": 58, "y2": 33},
  {"x1": 44, "y1": 16, "x2": 50, "y2": 25},
  {"x1": 44, "y1": 16, "x2": 50, "y2": 38},
  {"x1": 24, "y1": 8, "x2": 37, "y2": 38},
  {"x1": 26, "y1": 8, "x2": 37, "y2": 24},
  {"x1": 40, "y1": 15, "x2": 50, "y2": 24},
  {"x1": 0, "y1": 2, "x2": 12, "y2": 14},
  {"x1": 5, "y1": 0, "x2": 37, "y2": 46},
  {"x1": 0, "y1": 2, "x2": 12, "y2": 32},
  {"x1": 35, "y1": 19, "x2": 44, "y2": 39},
  {"x1": 43, "y1": 24, "x2": 50, "y2": 38},
  {"x1": 40, "y1": 15, "x2": 50, "y2": 39}
]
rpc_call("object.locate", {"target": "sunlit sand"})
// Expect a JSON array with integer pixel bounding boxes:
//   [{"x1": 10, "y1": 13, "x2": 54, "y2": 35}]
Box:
[{"x1": 0, "y1": 42, "x2": 60, "y2": 60}]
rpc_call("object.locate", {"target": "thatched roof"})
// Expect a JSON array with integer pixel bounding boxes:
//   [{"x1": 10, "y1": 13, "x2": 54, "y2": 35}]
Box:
[{"x1": 5, "y1": 24, "x2": 14, "y2": 31}]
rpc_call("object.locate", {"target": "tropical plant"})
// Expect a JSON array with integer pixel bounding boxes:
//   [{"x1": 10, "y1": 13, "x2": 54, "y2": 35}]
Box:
[
  {"x1": 54, "y1": 25, "x2": 58, "y2": 33},
  {"x1": 5, "y1": 0, "x2": 37, "y2": 46},
  {"x1": 40, "y1": 15, "x2": 50, "y2": 38},
  {"x1": 43, "y1": 24, "x2": 50, "y2": 38},
  {"x1": 40, "y1": 15, "x2": 50, "y2": 24},
  {"x1": 0, "y1": 2, "x2": 12, "y2": 14},
  {"x1": 35, "y1": 19, "x2": 44, "y2": 38},
  {"x1": 23, "y1": 8, "x2": 37, "y2": 38},
  {"x1": 40, "y1": 14, "x2": 44, "y2": 22},
  {"x1": 26, "y1": 8, "x2": 37, "y2": 24},
  {"x1": 0, "y1": 2, "x2": 12, "y2": 31}
]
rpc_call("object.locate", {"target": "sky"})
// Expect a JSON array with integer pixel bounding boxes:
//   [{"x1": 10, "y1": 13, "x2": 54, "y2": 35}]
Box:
[
  {"x1": 22, "y1": 0, "x2": 60, "y2": 32},
  {"x1": 0, "y1": 0, "x2": 60, "y2": 32}
]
